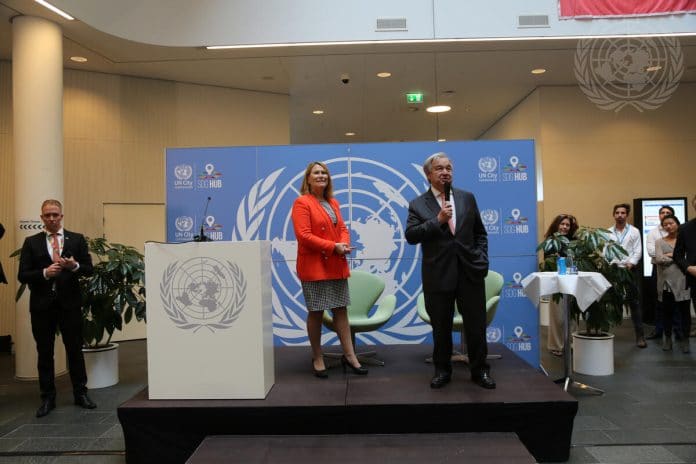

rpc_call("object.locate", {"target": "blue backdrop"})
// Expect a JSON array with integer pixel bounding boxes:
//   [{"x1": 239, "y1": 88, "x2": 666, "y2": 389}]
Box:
[{"x1": 165, "y1": 140, "x2": 540, "y2": 366}]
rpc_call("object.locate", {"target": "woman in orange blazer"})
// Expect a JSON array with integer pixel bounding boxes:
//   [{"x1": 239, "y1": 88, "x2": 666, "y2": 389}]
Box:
[{"x1": 292, "y1": 161, "x2": 367, "y2": 378}]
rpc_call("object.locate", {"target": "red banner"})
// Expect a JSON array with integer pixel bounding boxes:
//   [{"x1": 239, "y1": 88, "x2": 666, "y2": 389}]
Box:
[{"x1": 559, "y1": 0, "x2": 696, "y2": 18}]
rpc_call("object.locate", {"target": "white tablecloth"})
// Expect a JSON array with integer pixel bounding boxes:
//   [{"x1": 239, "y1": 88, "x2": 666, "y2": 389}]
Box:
[{"x1": 521, "y1": 271, "x2": 611, "y2": 311}]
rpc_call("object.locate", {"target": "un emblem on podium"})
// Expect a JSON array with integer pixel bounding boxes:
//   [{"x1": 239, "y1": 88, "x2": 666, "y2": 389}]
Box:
[{"x1": 160, "y1": 257, "x2": 247, "y2": 332}]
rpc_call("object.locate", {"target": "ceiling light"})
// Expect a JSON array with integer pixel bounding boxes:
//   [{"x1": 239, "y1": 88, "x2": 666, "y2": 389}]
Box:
[
  {"x1": 34, "y1": 0, "x2": 74, "y2": 20},
  {"x1": 312, "y1": 110, "x2": 324, "y2": 115},
  {"x1": 438, "y1": 138, "x2": 447, "y2": 142},
  {"x1": 426, "y1": 105, "x2": 451, "y2": 113},
  {"x1": 345, "y1": 132, "x2": 356, "y2": 136},
  {"x1": 645, "y1": 65, "x2": 662, "y2": 72},
  {"x1": 205, "y1": 32, "x2": 696, "y2": 50},
  {"x1": 70, "y1": 56, "x2": 87, "y2": 63},
  {"x1": 376, "y1": 72, "x2": 392, "y2": 78},
  {"x1": 531, "y1": 68, "x2": 546, "y2": 74}
]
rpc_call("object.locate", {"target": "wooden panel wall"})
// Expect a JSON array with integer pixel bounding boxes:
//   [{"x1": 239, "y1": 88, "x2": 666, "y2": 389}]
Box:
[{"x1": 0, "y1": 64, "x2": 289, "y2": 339}]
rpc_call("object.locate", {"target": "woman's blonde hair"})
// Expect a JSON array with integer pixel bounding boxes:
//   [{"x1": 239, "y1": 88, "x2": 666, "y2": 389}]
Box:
[{"x1": 299, "y1": 161, "x2": 333, "y2": 199}]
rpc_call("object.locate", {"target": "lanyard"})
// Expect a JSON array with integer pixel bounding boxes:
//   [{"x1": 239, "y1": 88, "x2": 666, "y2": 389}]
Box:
[{"x1": 614, "y1": 224, "x2": 630, "y2": 245}]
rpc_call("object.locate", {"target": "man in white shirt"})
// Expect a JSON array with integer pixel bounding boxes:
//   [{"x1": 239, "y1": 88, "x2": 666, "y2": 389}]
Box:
[
  {"x1": 608, "y1": 203, "x2": 646, "y2": 348},
  {"x1": 645, "y1": 205, "x2": 677, "y2": 340}
]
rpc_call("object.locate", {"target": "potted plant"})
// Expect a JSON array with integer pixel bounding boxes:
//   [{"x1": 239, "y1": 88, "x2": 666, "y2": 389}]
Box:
[
  {"x1": 537, "y1": 226, "x2": 635, "y2": 375},
  {"x1": 80, "y1": 237, "x2": 146, "y2": 388}
]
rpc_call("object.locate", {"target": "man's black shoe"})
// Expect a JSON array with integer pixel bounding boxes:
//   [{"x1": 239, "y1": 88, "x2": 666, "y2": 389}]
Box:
[
  {"x1": 430, "y1": 373, "x2": 451, "y2": 389},
  {"x1": 472, "y1": 371, "x2": 496, "y2": 389},
  {"x1": 645, "y1": 330, "x2": 661, "y2": 340},
  {"x1": 36, "y1": 399, "x2": 56, "y2": 418},
  {"x1": 74, "y1": 394, "x2": 97, "y2": 409}
]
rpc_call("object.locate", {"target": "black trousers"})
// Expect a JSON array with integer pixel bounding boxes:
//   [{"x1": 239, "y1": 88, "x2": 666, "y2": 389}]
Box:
[
  {"x1": 424, "y1": 274, "x2": 488, "y2": 377},
  {"x1": 30, "y1": 297, "x2": 88, "y2": 401},
  {"x1": 661, "y1": 290, "x2": 691, "y2": 338}
]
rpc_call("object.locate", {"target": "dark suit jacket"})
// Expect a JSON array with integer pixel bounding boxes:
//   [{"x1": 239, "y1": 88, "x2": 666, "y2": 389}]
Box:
[
  {"x1": 674, "y1": 219, "x2": 696, "y2": 290},
  {"x1": 18, "y1": 230, "x2": 93, "y2": 312},
  {"x1": 0, "y1": 223, "x2": 7, "y2": 284},
  {"x1": 405, "y1": 188, "x2": 488, "y2": 292}
]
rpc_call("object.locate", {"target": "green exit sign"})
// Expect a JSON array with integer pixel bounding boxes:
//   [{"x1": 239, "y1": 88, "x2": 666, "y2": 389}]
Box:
[{"x1": 406, "y1": 93, "x2": 424, "y2": 104}]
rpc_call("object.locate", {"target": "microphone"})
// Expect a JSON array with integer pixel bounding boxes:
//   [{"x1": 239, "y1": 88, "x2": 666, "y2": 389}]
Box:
[
  {"x1": 443, "y1": 182, "x2": 451, "y2": 202},
  {"x1": 194, "y1": 196, "x2": 212, "y2": 242}
]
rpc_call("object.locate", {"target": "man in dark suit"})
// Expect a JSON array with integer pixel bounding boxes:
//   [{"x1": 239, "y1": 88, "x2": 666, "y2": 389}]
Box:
[
  {"x1": 18, "y1": 199, "x2": 97, "y2": 417},
  {"x1": 674, "y1": 194, "x2": 696, "y2": 347},
  {"x1": 406, "y1": 152, "x2": 495, "y2": 389},
  {"x1": 0, "y1": 222, "x2": 7, "y2": 285}
]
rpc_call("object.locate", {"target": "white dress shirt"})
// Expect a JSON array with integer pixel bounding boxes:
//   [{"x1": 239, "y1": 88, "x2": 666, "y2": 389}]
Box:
[{"x1": 608, "y1": 224, "x2": 642, "y2": 267}]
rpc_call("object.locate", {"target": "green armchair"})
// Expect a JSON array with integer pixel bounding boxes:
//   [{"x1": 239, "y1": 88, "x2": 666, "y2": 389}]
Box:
[
  {"x1": 322, "y1": 270, "x2": 397, "y2": 366},
  {"x1": 417, "y1": 269, "x2": 504, "y2": 362}
]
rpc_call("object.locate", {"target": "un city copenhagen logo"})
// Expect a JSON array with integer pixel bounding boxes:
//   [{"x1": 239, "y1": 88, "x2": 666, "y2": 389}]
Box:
[
  {"x1": 173, "y1": 164, "x2": 193, "y2": 189},
  {"x1": 160, "y1": 257, "x2": 247, "y2": 332},
  {"x1": 480, "y1": 209, "x2": 500, "y2": 235},
  {"x1": 477, "y1": 156, "x2": 498, "y2": 182},
  {"x1": 574, "y1": 36, "x2": 684, "y2": 112},
  {"x1": 230, "y1": 157, "x2": 428, "y2": 345}
]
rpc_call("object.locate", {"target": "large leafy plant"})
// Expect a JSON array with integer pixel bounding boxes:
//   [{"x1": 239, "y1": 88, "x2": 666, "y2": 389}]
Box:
[
  {"x1": 81, "y1": 237, "x2": 146, "y2": 348},
  {"x1": 537, "y1": 226, "x2": 635, "y2": 335}
]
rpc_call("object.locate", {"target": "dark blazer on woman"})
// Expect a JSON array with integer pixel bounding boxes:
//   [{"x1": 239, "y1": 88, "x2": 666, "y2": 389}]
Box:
[
  {"x1": 0, "y1": 223, "x2": 7, "y2": 284},
  {"x1": 674, "y1": 219, "x2": 696, "y2": 292}
]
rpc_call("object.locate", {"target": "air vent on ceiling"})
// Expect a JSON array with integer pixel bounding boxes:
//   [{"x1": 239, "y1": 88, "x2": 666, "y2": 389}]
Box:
[
  {"x1": 518, "y1": 15, "x2": 550, "y2": 28},
  {"x1": 376, "y1": 18, "x2": 408, "y2": 32}
]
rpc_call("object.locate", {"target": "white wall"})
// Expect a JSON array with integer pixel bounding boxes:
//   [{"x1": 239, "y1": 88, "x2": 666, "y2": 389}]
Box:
[{"x1": 54, "y1": 0, "x2": 696, "y2": 46}]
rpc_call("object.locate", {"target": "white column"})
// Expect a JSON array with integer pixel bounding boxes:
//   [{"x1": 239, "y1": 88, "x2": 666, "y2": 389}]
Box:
[{"x1": 13, "y1": 16, "x2": 67, "y2": 380}]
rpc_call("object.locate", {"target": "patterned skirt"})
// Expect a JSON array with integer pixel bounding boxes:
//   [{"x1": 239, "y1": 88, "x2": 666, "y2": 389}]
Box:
[{"x1": 301, "y1": 279, "x2": 350, "y2": 312}]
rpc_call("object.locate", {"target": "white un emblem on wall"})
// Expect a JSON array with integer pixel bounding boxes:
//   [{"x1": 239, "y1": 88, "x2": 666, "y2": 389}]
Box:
[
  {"x1": 160, "y1": 257, "x2": 247, "y2": 332},
  {"x1": 231, "y1": 157, "x2": 430, "y2": 346}
]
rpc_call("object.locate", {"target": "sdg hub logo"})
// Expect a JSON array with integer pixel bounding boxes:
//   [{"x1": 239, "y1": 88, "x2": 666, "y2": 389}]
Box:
[
  {"x1": 480, "y1": 209, "x2": 500, "y2": 235},
  {"x1": 174, "y1": 216, "x2": 194, "y2": 241},
  {"x1": 502, "y1": 155, "x2": 528, "y2": 182},
  {"x1": 477, "y1": 156, "x2": 498, "y2": 182},
  {"x1": 503, "y1": 272, "x2": 525, "y2": 298},
  {"x1": 197, "y1": 163, "x2": 223, "y2": 189},
  {"x1": 503, "y1": 208, "x2": 529, "y2": 234},
  {"x1": 173, "y1": 164, "x2": 193, "y2": 190},
  {"x1": 202, "y1": 215, "x2": 224, "y2": 241},
  {"x1": 506, "y1": 325, "x2": 532, "y2": 352}
]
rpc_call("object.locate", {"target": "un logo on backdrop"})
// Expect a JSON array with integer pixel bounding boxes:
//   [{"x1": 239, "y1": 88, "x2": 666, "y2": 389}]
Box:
[{"x1": 231, "y1": 157, "x2": 430, "y2": 345}]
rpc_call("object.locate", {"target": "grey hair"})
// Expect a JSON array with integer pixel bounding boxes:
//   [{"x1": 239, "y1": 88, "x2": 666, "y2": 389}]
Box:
[{"x1": 422, "y1": 152, "x2": 450, "y2": 177}]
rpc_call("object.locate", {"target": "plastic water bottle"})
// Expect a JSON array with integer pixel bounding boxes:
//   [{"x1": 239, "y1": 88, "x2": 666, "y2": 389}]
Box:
[{"x1": 557, "y1": 257, "x2": 567, "y2": 275}]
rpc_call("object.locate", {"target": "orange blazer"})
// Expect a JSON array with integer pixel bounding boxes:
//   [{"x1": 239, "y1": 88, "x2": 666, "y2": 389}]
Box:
[{"x1": 292, "y1": 194, "x2": 350, "y2": 282}]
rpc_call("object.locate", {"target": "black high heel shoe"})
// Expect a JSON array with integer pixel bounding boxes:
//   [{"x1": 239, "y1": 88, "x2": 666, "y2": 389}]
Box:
[
  {"x1": 312, "y1": 360, "x2": 328, "y2": 379},
  {"x1": 341, "y1": 355, "x2": 368, "y2": 375}
]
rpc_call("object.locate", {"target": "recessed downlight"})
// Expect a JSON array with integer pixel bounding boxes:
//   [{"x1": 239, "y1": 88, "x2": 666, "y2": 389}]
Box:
[
  {"x1": 70, "y1": 56, "x2": 87, "y2": 63},
  {"x1": 645, "y1": 65, "x2": 662, "y2": 72},
  {"x1": 531, "y1": 68, "x2": 546, "y2": 75},
  {"x1": 312, "y1": 110, "x2": 324, "y2": 115},
  {"x1": 438, "y1": 138, "x2": 447, "y2": 142},
  {"x1": 345, "y1": 132, "x2": 356, "y2": 136},
  {"x1": 426, "y1": 105, "x2": 451, "y2": 113},
  {"x1": 376, "y1": 72, "x2": 392, "y2": 78}
]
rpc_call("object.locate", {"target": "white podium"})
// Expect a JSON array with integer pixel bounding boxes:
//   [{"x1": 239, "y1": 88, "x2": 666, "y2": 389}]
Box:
[{"x1": 145, "y1": 241, "x2": 274, "y2": 399}]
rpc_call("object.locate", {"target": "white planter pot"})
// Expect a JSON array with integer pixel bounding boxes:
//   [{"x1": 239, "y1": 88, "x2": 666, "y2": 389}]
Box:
[
  {"x1": 83, "y1": 343, "x2": 119, "y2": 389},
  {"x1": 572, "y1": 332, "x2": 614, "y2": 376}
]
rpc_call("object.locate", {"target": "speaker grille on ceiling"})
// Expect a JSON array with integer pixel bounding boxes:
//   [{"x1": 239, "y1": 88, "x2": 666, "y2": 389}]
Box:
[
  {"x1": 376, "y1": 18, "x2": 408, "y2": 31},
  {"x1": 518, "y1": 15, "x2": 550, "y2": 28}
]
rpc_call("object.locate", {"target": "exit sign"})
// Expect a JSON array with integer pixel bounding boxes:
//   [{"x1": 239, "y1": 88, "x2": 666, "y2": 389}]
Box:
[{"x1": 406, "y1": 93, "x2": 423, "y2": 104}]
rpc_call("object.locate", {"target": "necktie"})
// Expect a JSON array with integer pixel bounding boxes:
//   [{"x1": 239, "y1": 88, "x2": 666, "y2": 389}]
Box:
[
  {"x1": 439, "y1": 193, "x2": 455, "y2": 235},
  {"x1": 50, "y1": 233, "x2": 61, "y2": 263}
]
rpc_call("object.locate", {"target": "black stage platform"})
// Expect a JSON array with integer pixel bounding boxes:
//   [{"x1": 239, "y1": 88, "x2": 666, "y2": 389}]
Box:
[
  {"x1": 118, "y1": 344, "x2": 577, "y2": 463},
  {"x1": 186, "y1": 433, "x2": 537, "y2": 463}
]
